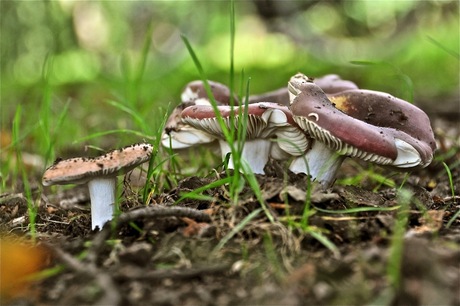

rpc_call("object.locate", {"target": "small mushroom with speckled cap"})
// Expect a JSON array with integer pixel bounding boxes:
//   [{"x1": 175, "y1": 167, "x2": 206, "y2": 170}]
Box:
[
  {"x1": 288, "y1": 73, "x2": 436, "y2": 187},
  {"x1": 162, "y1": 80, "x2": 238, "y2": 149},
  {"x1": 42, "y1": 143, "x2": 153, "y2": 230}
]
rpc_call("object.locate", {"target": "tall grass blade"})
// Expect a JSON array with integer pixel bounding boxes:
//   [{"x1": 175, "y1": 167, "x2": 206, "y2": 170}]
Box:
[
  {"x1": 442, "y1": 162, "x2": 456, "y2": 202},
  {"x1": 12, "y1": 106, "x2": 37, "y2": 242},
  {"x1": 176, "y1": 177, "x2": 232, "y2": 204},
  {"x1": 142, "y1": 108, "x2": 169, "y2": 203},
  {"x1": 308, "y1": 230, "x2": 340, "y2": 258},
  {"x1": 241, "y1": 161, "x2": 274, "y2": 223},
  {"x1": 44, "y1": 100, "x2": 71, "y2": 168},
  {"x1": 387, "y1": 189, "x2": 411, "y2": 289},
  {"x1": 443, "y1": 162, "x2": 458, "y2": 228},
  {"x1": 350, "y1": 60, "x2": 414, "y2": 103},
  {"x1": 73, "y1": 129, "x2": 154, "y2": 144},
  {"x1": 106, "y1": 99, "x2": 148, "y2": 132},
  {"x1": 38, "y1": 55, "x2": 53, "y2": 159},
  {"x1": 314, "y1": 205, "x2": 401, "y2": 214},
  {"x1": 426, "y1": 35, "x2": 460, "y2": 60}
]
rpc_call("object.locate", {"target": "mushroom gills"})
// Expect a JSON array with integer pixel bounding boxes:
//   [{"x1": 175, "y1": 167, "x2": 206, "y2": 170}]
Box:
[
  {"x1": 162, "y1": 127, "x2": 216, "y2": 149},
  {"x1": 294, "y1": 116, "x2": 394, "y2": 165}
]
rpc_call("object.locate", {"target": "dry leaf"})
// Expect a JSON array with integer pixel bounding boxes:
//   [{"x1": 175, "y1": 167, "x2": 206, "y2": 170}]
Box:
[{"x1": 0, "y1": 238, "x2": 49, "y2": 300}]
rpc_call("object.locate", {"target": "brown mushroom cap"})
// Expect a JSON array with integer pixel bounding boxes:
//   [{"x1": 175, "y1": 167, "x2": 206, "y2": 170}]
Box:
[
  {"x1": 314, "y1": 74, "x2": 359, "y2": 94},
  {"x1": 181, "y1": 102, "x2": 297, "y2": 125},
  {"x1": 181, "y1": 80, "x2": 239, "y2": 105},
  {"x1": 289, "y1": 76, "x2": 435, "y2": 168},
  {"x1": 181, "y1": 102, "x2": 299, "y2": 136},
  {"x1": 162, "y1": 80, "x2": 238, "y2": 149},
  {"x1": 165, "y1": 80, "x2": 237, "y2": 134},
  {"x1": 248, "y1": 87, "x2": 290, "y2": 106},
  {"x1": 328, "y1": 89, "x2": 436, "y2": 164},
  {"x1": 291, "y1": 88, "x2": 397, "y2": 164},
  {"x1": 42, "y1": 143, "x2": 153, "y2": 186},
  {"x1": 248, "y1": 74, "x2": 357, "y2": 106}
]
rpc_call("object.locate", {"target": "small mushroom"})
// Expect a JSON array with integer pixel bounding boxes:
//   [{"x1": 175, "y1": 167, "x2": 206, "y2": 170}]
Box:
[
  {"x1": 288, "y1": 73, "x2": 436, "y2": 187},
  {"x1": 181, "y1": 102, "x2": 309, "y2": 174},
  {"x1": 162, "y1": 80, "x2": 238, "y2": 149},
  {"x1": 42, "y1": 143, "x2": 153, "y2": 230}
]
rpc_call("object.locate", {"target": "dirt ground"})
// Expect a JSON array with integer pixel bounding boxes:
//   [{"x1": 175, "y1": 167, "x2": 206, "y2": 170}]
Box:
[{"x1": 1, "y1": 115, "x2": 459, "y2": 306}]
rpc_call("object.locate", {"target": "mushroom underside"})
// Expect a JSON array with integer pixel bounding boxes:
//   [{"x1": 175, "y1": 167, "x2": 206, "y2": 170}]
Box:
[{"x1": 162, "y1": 126, "x2": 216, "y2": 149}]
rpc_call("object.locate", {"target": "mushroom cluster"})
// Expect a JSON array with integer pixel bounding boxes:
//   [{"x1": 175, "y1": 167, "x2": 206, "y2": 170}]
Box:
[
  {"x1": 42, "y1": 73, "x2": 436, "y2": 230},
  {"x1": 163, "y1": 74, "x2": 436, "y2": 187}
]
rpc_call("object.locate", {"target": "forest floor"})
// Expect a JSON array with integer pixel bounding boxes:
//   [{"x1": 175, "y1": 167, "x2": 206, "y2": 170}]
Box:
[{"x1": 1, "y1": 115, "x2": 459, "y2": 306}]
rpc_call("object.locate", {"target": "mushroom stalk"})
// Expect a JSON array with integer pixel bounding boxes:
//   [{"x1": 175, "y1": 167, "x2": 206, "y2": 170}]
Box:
[
  {"x1": 88, "y1": 177, "x2": 117, "y2": 230},
  {"x1": 219, "y1": 139, "x2": 271, "y2": 174},
  {"x1": 289, "y1": 141, "x2": 345, "y2": 188}
]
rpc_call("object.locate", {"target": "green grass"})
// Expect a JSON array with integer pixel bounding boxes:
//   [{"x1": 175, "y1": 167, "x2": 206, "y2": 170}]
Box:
[
  {"x1": 12, "y1": 106, "x2": 37, "y2": 241},
  {"x1": 336, "y1": 162, "x2": 397, "y2": 191},
  {"x1": 444, "y1": 162, "x2": 459, "y2": 228},
  {"x1": 179, "y1": 3, "x2": 274, "y2": 222},
  {"x1": 350, "y1": 60, "x2": 414, "y2": 103},
  {"x1": 386, "y1": 188, "x2": 412, "y2": 289},
  {"x1": 212, "y1": 208, "x2": 263, "y2": 253}
]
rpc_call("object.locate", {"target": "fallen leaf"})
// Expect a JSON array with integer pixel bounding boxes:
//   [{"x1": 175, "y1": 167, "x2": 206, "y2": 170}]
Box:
[{"x1": 0, "y1": 238, "x2": 50, "y2": 300}]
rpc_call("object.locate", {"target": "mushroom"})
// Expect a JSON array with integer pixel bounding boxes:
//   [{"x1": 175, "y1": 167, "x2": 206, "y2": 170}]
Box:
[
  {"x1": 288, "y1": 73, "x2": 436, "y2": 187},
  {"x1": 162, "y1": 80, "x2": 238, "y2": 149},
  {"x1": 180, "y1": 102, "x2": 310, "y2": 174},
  {"x1": 42, "y1": 143, "x2": 153, "y2": 230},
  {"x1": 248, "y1": 87, "x2": 290, "y2": 106},
  {"x1": 313, "y1": 74, "x2": 359, "y2": 94},
  {"x1": 327, "y1": 88, "x2": 437, "y2": 168},
  {"x1": 248, "y1": 74, "x2": 358, "y2": 106}
]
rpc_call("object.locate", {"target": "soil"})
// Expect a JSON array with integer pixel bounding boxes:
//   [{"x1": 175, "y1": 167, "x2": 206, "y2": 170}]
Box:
[{"x1": 1, "y1": 116, "x2": 459, "y2": 306}]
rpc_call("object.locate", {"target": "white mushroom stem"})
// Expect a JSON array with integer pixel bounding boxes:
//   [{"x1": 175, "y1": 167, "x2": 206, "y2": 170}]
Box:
[
  {"x1": 218, "y1": 139, "x2": 271, "y2": 174},
  {"x1": 289, "y1": 141, "x2": 346, "y2": 188},
  {"x1": 88, "y1": 177, "x2": 117, "y2": 230}
]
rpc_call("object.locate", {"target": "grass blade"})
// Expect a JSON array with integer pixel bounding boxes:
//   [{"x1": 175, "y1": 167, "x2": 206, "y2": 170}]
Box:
[
  {"x1": 212, "y1": 208, "x2": 262, "y2": 253},
  {"x1": 73, "y1": 129, "x2": 154, "y2": 143}
]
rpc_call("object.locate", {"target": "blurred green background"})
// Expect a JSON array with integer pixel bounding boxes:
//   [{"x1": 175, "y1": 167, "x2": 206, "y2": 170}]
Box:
[{"x1": 1, "y1": 0, "x2": 458, "y2": 158}]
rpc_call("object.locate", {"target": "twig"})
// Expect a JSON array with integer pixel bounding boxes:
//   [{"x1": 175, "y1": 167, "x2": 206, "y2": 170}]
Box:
[
  {"x1": 117, "y1": 206, "x2": 212, "y2": 224},
  {"x1": 51, "y1": 245, "x2": 121, "y2": 306},
  {"x1": 0, "y1": 192, "x2": 27, "y2": 205},
  {"x1": 113, "y1": 264, "x2": 231, "y2": 281},
  {"x1": 86, "y1": 205, "x2": 212, "y2": 263}
]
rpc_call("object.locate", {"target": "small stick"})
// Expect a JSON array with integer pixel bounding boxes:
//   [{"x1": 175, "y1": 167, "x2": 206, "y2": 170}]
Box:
[{"x1": 51, "y1": 246, "x2": 122, "y2": 306}]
